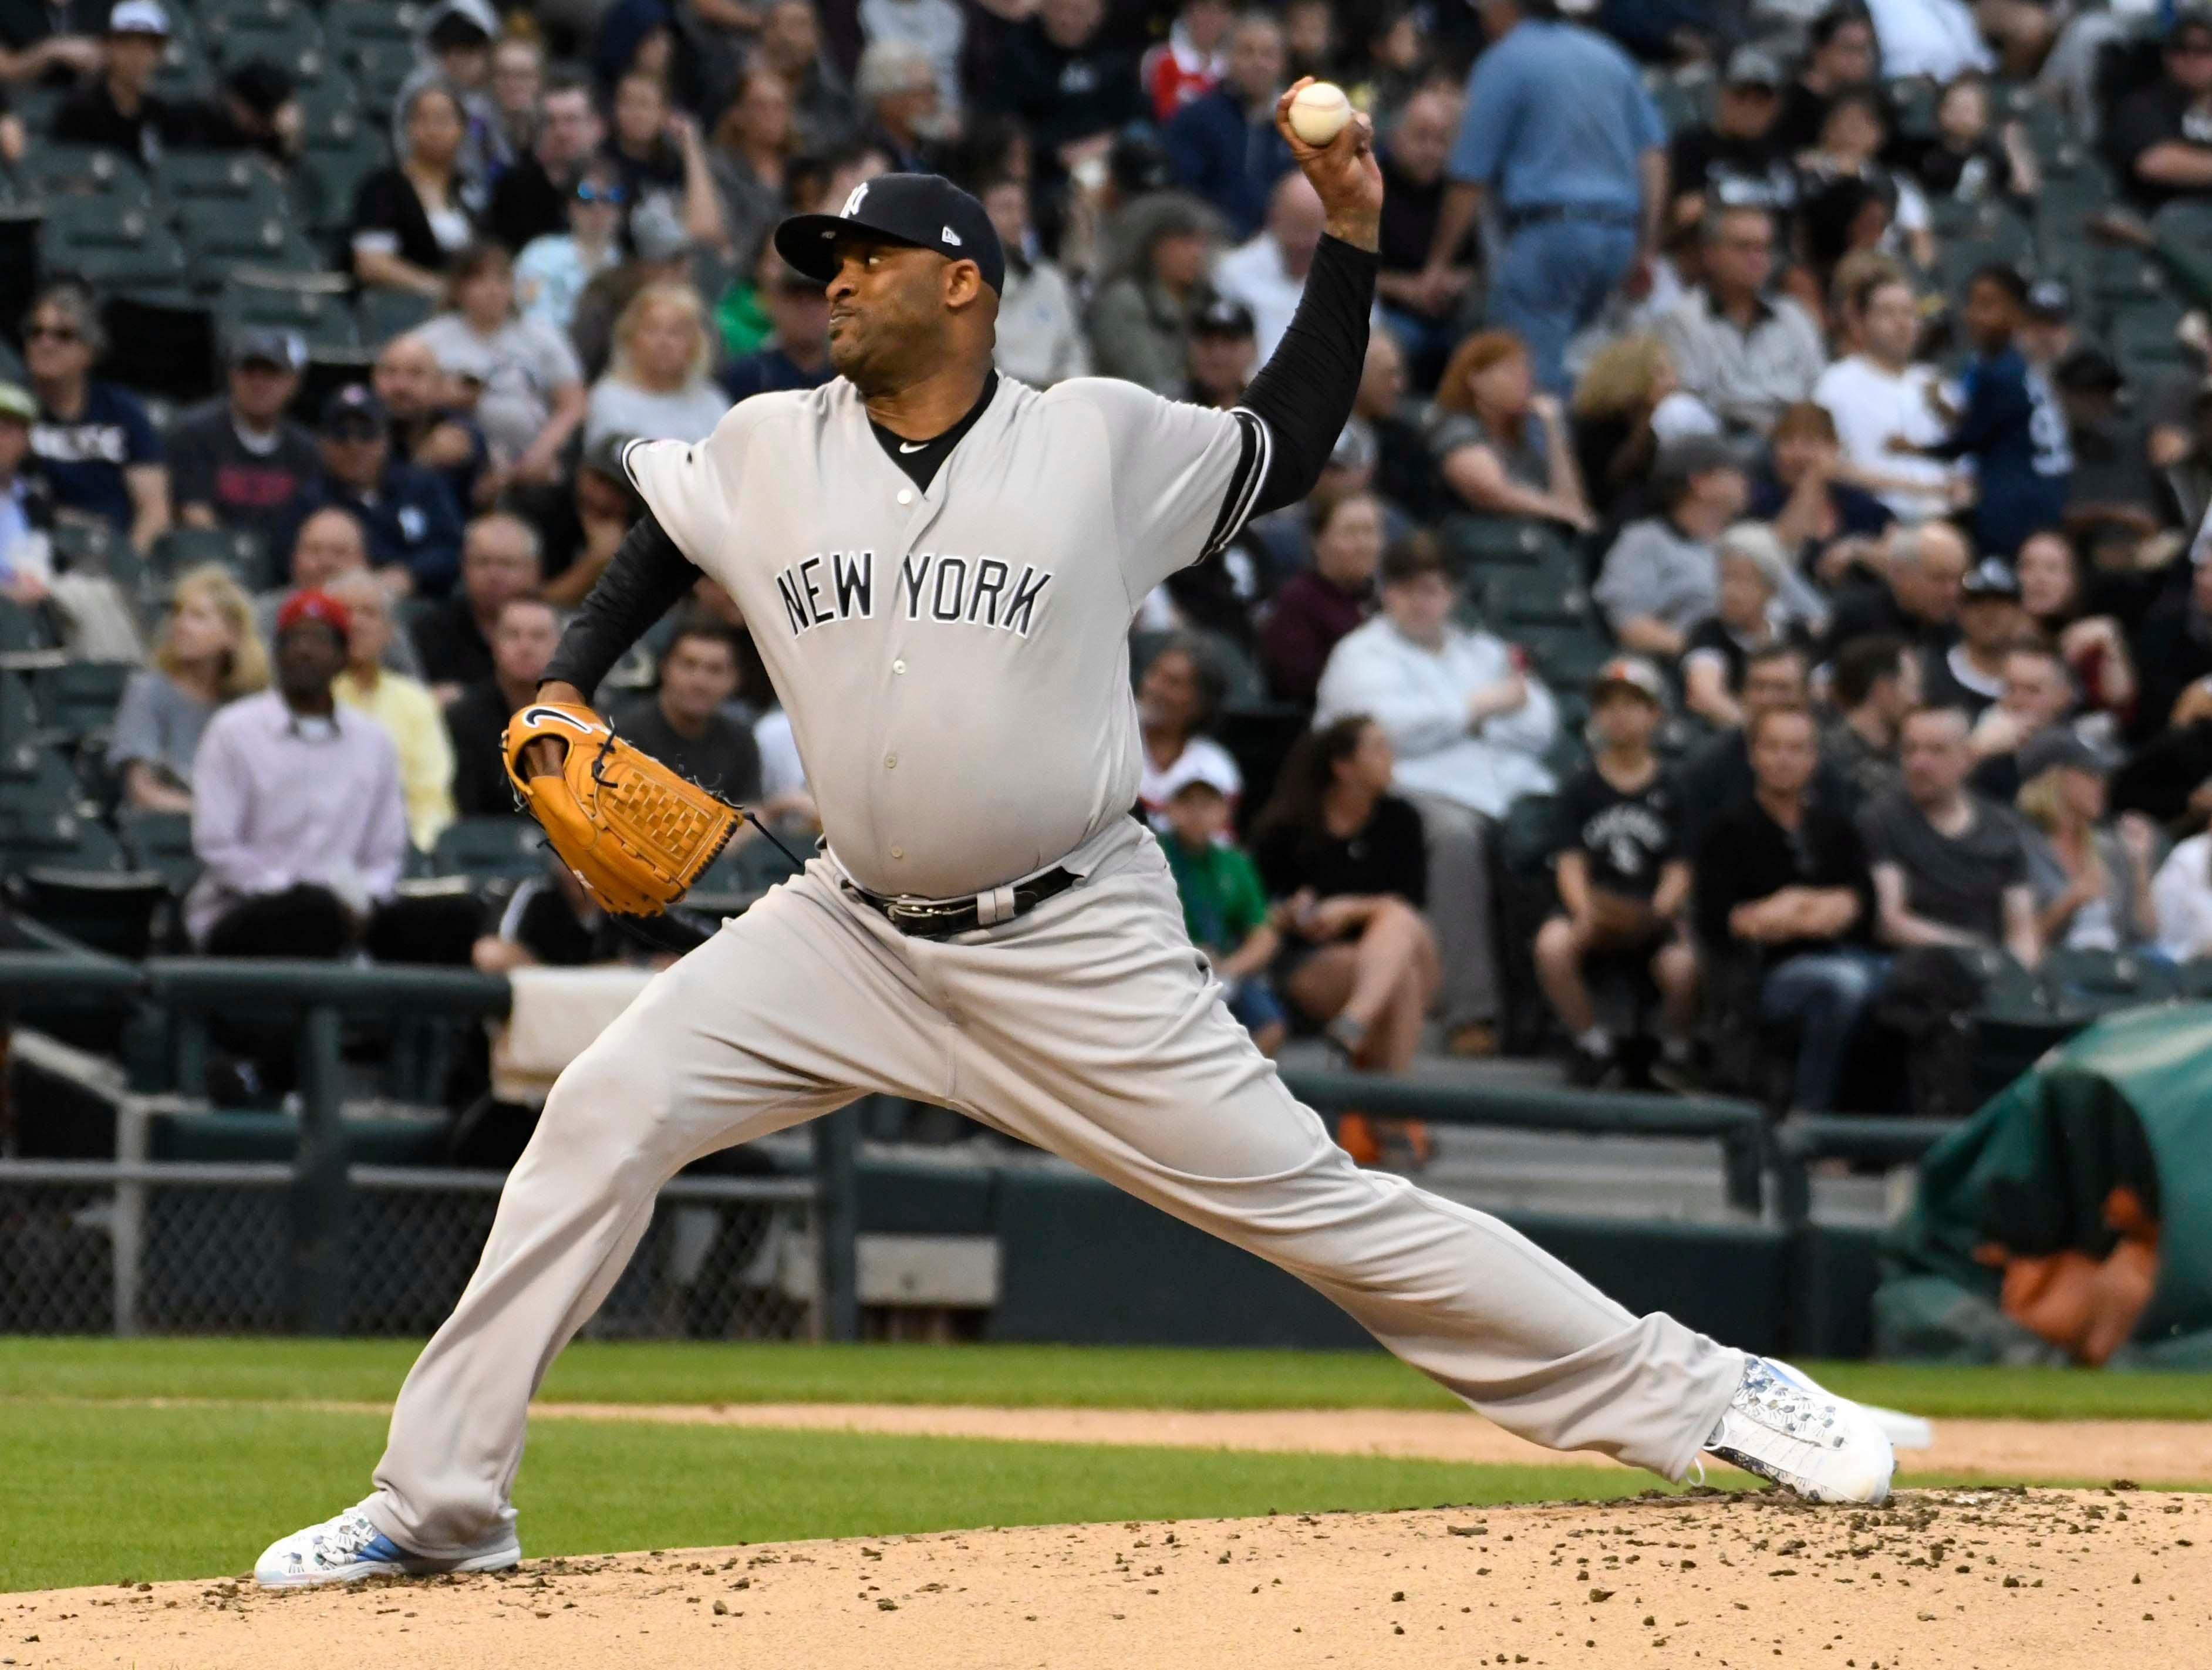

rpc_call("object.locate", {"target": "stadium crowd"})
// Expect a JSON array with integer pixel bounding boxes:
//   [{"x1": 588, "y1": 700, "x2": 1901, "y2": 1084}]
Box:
[{"x1": 13, "y1": 0, "x2": 2212, "y2": 1136}]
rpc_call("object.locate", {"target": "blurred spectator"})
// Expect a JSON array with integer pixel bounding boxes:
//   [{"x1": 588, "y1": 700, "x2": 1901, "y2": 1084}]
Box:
[
  {"x1": 327, "y1": 570, "x2": 456, "y2": 852},
  {"x1": 447, "y1": 596, "x2": 561, "y2": 817},
  {"x1": 186, "y1": 590, "x2": 408, "y2": 954},
  {"x1": 1347, "y1": 330, "x2": 1442, "y2": 522},
  {"x1": 541, "y1": 436, "x2": 642, "y2": 606},
  {"x1": 852, "y1": 38, "x2": 942, "y2": 176},
  {"x1": 1314, "y1": 535, "x2": 1558, "y2": 1057},
  {"x1": 2129, "y1": 553, "x2": 2212, "y2": 741},
  {"x1": 602, "y1": 68, "x2": 726, "y2": 252},
  {"x1": 25, "y1": 284, "x2": 169, "y2": 555},
  {"x1": 0, "y1": 0, "x2": 102, "y2": 85},
  {"x1": 1667, "y1": 46, "x2": 1795, "y2": 225},
  {"x1": 1904, "y1": 70, "x2": 2038, "y2": 208},
  {"x1": 255, "y1": 507, "x2": 426, "y2": 682},
  {"x1": 587, "y1": 282, "x2": 726, "y2": 446},
  {"x1": 375, "y1": 332, "x2": 494, "y2": 515},
  {"x1": 1813, "y1": 269, "x2": 1958, "y2": 523},
  {"x1": 515, "y1": 163, "x2": 626, "y2": 335},
  {"x1": 488, "y1": 70, "x2": 606, "y2": 252},
  {"x1": 417, "y1": 244, "x2": 587, "y2": 491},
  {"x1": 1824, "y1": 633, "x2": 1919, "y2": 808},
  {"x1": 984, "y1": 177, "x2": 1090, "y2": 389},
  {"x1": 288, "y1": 385, "x2": 466, "y2": 598},
  {"x1": 1161, "y1": 765, "x2": 1287, "y2": 1057},
  {"x1": 1793, "y1": 86, "x2": 1934, "y2": 278},
  {"x1": 1427, "y1": 329, "x2": 1593, "y2": 531},
  {"x1": 1260, "y1": 487, "x2": 1381, "y2": 707},
  {"x1": 394, "y1": 0, "x2": 508, "y2": 181},
  {"x1": 754, "y1": 0, "x2": 858, "y2": 156},
  {"x1": 167, "y1": 329, "x2": 317, "y2": 568},
  {"x1": 1087, "y1": 194, "x2": 1219, "y2": 395},
  {"x1": 1134, "y1": 635, "x2": 1240, "y2": 818},
  {"x1": 710, "y1": 68, "x2": 797, "y2": 270},
  {"x1": 2015, "y1": 530, "x2": 2137, "y2": 724},
  {"x1": 1212, "y1": 171, "x2": 1326, "y2": 362},
  {"x1": 1772, "y1": 7, "x2": 1880, "y2": 154},
  {"x1": 1924, "y1": 556, "x2": 2026, "y2": 717},
  {"x1": 51, "y1": 0, "x2": 193, "y2": 165},
  {"x1": 1535, "y1": 656, "x2": 1697, "y2": 1088},
  {"x1": 1282, "y1": 0, "x2": 1337, "y2": 83},
  {"x1": 1593, "y1": 437, "x2": 1749, "y2": 659},
  {"x1": 1823, "y1": 516, "x2": 1967, "y2": 664},
  {"x1": 2052, "y1": 346, "x2": 2166, "y2": 551},
  {"x1": 1569, "y1": 334, "x2": 1715, "y2": 525},
  {"x1": 1683, "y1": 523, "x2": 1811, "y2": 730},
  {"x1": 1163, "y1": 8, "x2": 1290, "y2": 241},
  {"x1": 1677, "y1": 643, "x2": 1850, "y2": 850},
  {"x1": 2015, "y1": 730, "x2": 2157, "y2": 953},
  {"x1": 721, "y1": 244, "x2": 835, "y2": 402},
  {"x1": 1694, "y1": 702, "x2": 1878, "y2": 1112},
  {"x1": 2152, "y1": 824, "x2": 2212, "y2": 959},
  {"x1": 615, "y1": 615, "x2": 763, "y2": 801},
  {"x1": 353, "y1": 80, "x2": 481, "y2": 299},
  {"x1": 860, "y1": 0, "x2": 962, "y2": 123},
  {"x1": 1754, "y1": 403, "x2": 1891, "y2": 590},
  {"x1": 1868, "y1": 0, "x2": 1996, "y2": 82},
  {"x1": 1969, "y1": 639, "x2": 2078, "y2": 801},
  {"x1": 1144, "y1": 0, "x2": 1230, "y2": 121},
  {"x1": 1863, "y1": 704, "x2": 2042, "y2": 968},
  {"x1": 1428, "y1": 0, "x2": 1664, "y2": 395},
  {"x1": 488, "y1": 35, "x2": 542, "y2": 160},
  {"x1": 1373, "y1": 84, "x2": 1472, "y2": 384},
  {"x1": 1657, "y1": 205, "x2": 1826, "y2": 441},
  {"x1": 984, "y1": 0, "x2": 1140, "y2": 190},
  {"x1": 2109, "y1": 7, "x2": 2212, "y2": 214},
  {"x1": 110, "y1": 564, "x2": 268, "y2": 815},
  {"x1": 1179, "y1": 296, "x2": 1255, "y2": 410},
  {"x1": 0, "y1": 384, "x2": 49, "y2": 603},
  {"x1": 416, "y1": 511, "x2": 542, "y2": 702},
  {"x1": 474, "y1": 857, "x2": 627, "y2": 971}
]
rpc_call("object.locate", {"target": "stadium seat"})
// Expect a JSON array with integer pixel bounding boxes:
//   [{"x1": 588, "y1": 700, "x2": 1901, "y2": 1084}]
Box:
[
  {"x1": 200, "y1": 0, "x2": 328, "y2": 78},
  {"x1": 433, "y1": 816, "x2": 548, "y2": 884},
  {"x1": 1439, "y1": 513, "x2": 1558, "y2": 569},
  {"x1": 1515, "y1": 624, "x2": 1613, "y2": 690},
  {"x1": 341, "y1": 35, "x2": 416, "y2": 108},
  {"x1": 297, "y1": 119, "x2": 387, "y2": 235},
  {"x1": 30, "y1": 661, "x2": 133, "y2": 745},
  {"x1": 8, "y1": 865, "x2": 171, "y2": 959},
  {"x1": 1483, "y1": 564, "x2": 1596, "y2": 631},
  {"x1": 153, "y1": 526, "x2": 267, "y2": 592},
  {"x1": 16, "y1": 143, "x2": 151, "y2": 207},
  {"x1": 157, "y1": 149, "x2": 292, "y2": 214},
  {"x1": 217, "y1": 277, "x2": 363, "y2": 358},
  {"x1": 39, "y1": 198, "x2": 190, "y2": 295},
  {"x1": 359, "y1": 285, "x2": 437, "y2": 342},
  {"x1": 149, "y1": 11, "x2": 213, "y2": 101},
  {"x1": 2041, "y1": 947, "x2": 2181, "y2": 1013},
  {"x1": 120, "y1": 808, "x2": 201, "y2": 896},
  {"x1": 0, "y1": 600, "x2": 53, "y2": 655},
  {"x1": 180, "y1": 198, "x2": 325, "y2": 286}
]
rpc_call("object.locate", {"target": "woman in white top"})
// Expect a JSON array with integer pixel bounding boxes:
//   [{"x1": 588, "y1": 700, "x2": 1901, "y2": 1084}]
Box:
[
  {"x1": 414, "y1": 243, "x2": 587, "y2": 487},
  {"x1": 350, "y1": 80, "x2": 481, "y2": 299},
  {"x1": 584, "y1": 282, "x2": 730, "y2": 447},
  {"x1": 2153, "y1": 833, "x2": 2212, "y2": 963}
]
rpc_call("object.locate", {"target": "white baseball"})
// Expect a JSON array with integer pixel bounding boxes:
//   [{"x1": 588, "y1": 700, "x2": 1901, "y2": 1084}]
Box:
[{"x1": 1287, "y1": 81, "x2": 1352, "y2": 147}]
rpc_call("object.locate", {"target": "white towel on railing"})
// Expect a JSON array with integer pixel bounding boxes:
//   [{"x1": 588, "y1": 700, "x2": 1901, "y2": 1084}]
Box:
[{"x1": 490, "y1": 964, "x2": 656, "y2": 1105}]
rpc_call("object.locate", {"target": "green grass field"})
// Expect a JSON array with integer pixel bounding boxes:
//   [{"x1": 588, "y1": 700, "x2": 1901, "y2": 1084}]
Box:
[{"x1": 3, "y1": 1338, "x2": 2204, "y2": 1594}]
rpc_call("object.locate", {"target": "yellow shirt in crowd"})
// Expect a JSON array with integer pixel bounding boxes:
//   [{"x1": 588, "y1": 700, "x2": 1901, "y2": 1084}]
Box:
[{"x1": 334, "y1": 666, "x2": 457, "y2": 853}]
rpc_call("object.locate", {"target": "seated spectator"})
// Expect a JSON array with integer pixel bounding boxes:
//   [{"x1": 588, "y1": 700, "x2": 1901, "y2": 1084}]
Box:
[
  {"x1": 186, "y1": 589, "x2": 408, "y2": 957},
  {"x1": 1924, "y1": 556, "x2": 2027, "y2": 717},
  {"x1": 1134, "y1": 635, "x2": 1240, "y2": 819},
  {"x1": 24, "y1": 283, "x2": 168, "y2": 554},
  {"x1": 1533, "y1": 657, "x2": 1697, "y2": 1088},
  {"x1": 1088, "y1": 195, "x2": 1219, "y2": 397},
  {"x1": 352, "y1": 80, "x2": 480, "y2": 299},
  {"x1": 2130, "y1": 552, "x2": 2212, "y2": 741},
  {"x1": 287, "y1": 386, "x2": 465, "y2": 598},
  {"x1": 1667, "y1": 46, "x2": 1796, "y2": 227},
  {"x1": 1259, "y1": 487, "x2": 1380, "y2": 708},
  {"x1": 2015, "y1": 730, "x2": 2158, "y2": 954},
  {"x1": 983, "y1": 177, "x2": 1090, "y2": 390},
  {"x1": 473, "y1": 857, "x2": 630, "y2": 972},
  {"x1": 1160, "y1": 767, "x2": 1287, "y2": 1057},
  {"x1": 2153, "y1": 825, "x2": 2212, "y2": 960},
  {"x1": 1143, "y1": 0, "x2": 1230, "y2": 119},
  {"x1": 1824, "y1": 633, "x2": 1919, "y2": 811},
  {"x1": 167, "y1": 329, "x2": 319, "y2": 571},
  {"x1": 1812, "y1": 270, "x2": 1959, "y2": 524},
  {"x1": 110, "y1": 564, "x2": 268, "y2": 815},
  {"x1": 753, "y1": 0, "x2": 858, "y2": 155},
  {"x1": 710, "y1": 69, "x2": 797, "y2": 275},
  {"x1": 1177, "y1": 297, "x2": 1256, "y2": 411},
  {"x1": 1903, "y1": 70, "x2": 2038, "y2": 208},
  {"x1": 0, "y1": 2, "x2": 100, "y2": 86},
  {"x1": 600, "y1": 66, "x2": 725, "y2": 254},
  {"x1": 416, "y1": 244, "x2": 587, "y2": 491},
  {"x1": 1593, "y1": 437, "x2": 1749, "y2": 659},
  {"x1": 586, "y1": 283, "x2": 726, "y2": 447},
  {"x1": 51, "y1": 0, "x2": 196, "y2": 167},
  {"x1": 2107, "y1": 8, "x2": 2212, "y2": 214},
  {"x1": 515, "y1": 164, "x2": 626, "y2": 336},
  {"x1": 487, "y1": 35, "x2": 541, "y2": 161},
  {"x1": 1862, "y1": 704, "x2": 2042, "y2": 969},
  {"x1": 375, "y1": 332, "x2": 493, "y2": 515},
  {"x1": 1213, "y1": 171, "x2": 1326, "y2": 363},
  {"x1": 1753, "y1": 401, "x2": 1891, "y2": 589},
  {"x1": 613, "y1": 615, "x2": 763, "y2": 802},
  {"x1": 416, "y1": 511, "x2": 543, "y2": 702},
  {"x1": 488, "y1": 70, "x2": 604, "y2": 253},
  {"x1": 1347, "y1": 330, "x2": 1443, "y2": 523},
  {"x1": 851, "y1": 38, "x2": 942, "y2": 176},
  {"x1": 1249, "y1": 714, "x2": 1438, "y2": 1163},
  {"x1": 1373, "y1": 83, "x2": 1473, "y2": 387},
  {"x1": 1569, "y1": 335, "x2": 1717, "y2": 527},
  {"x1": 255, "y1": 507, "x2": 425, "y2": 680},
  {"x1": 1656, "y1": 205, "x2": 1826, "y2": 441},
  {"x1": 0, "y1": 384, "x2": 50, "y2": 607},
  {"x1": 2015, "y1": 530, "x2": 2137, "y2": 724},
  {"x1": 1682, "y1": 523, "x2": 1811, "y2": 730},
  {"x1": 447, "y1": 596, "x2": 561, "y2": 817},
  {"x1": 541, "y1": 435, "x2": 640, "y2": 608},
  {"x1": 394, "y1": 0, "x2": 506, "y2": 182},
  {"x1": 1427, "y1": 330, "x2": 1593, "y2": 532},
  {"x1": 1694, "y1": 703, "x2": 1878, "y2": 1112},
  {"x1": 983, "y1": 0, "x2": 1139, "y2": 193},
  {"x1": 721, "y1": 244, "x2": 835, "y2": 403},
  {"x1": 1772, "y1": 6, "x2": 1879, "y2": 153},
  {"x1": 1821, "y1": 517, "x2": 1967, "y2": 664},
  {"x1": 326, "y1": 571, "x2": 455, "y2": 852},
  {"x1": 1969, "y1": 639, "x2": 2078, "y2": 802},
  {"x1": 2052, "y1": 346, "x2": 2166, "y2": 554},
  {"x1": 1792, "y1": 85, "x2": 1936, "y2": 275},
  {"x1": 1162, "y1": 8, "x2": 1290, "y2": 239},
  {"x1": 753, "y1": 700, "x2": 815, "y2": 831},
  {"x1": 1314, "y1": 536, "x2": 1558, "y2": 1058},
  {"x1": 1677, "y1": 643, "x2": 1850, "y2": 851}
]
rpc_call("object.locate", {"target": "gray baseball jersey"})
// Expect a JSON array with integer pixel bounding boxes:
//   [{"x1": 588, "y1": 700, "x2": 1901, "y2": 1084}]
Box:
[{"x1": 622, "y1": 376, "x2": 1269, "y2": 900}]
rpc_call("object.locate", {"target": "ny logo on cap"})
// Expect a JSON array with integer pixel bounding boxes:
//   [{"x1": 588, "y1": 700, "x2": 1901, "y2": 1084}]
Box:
[
  {"x1": 841, "y1": 182, "x2": 869, "y2": 218},
  {"x1": 942, "y1": 226, "x2": 962, "y2": 246}
]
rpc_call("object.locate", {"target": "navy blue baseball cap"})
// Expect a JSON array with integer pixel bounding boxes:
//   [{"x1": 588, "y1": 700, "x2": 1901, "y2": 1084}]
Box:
[{"x1": 775, "y1": 173, "x2": 1006, "y2": 294}]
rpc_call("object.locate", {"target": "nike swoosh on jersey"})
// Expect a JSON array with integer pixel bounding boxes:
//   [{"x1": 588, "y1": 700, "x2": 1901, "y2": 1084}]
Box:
[{"x1": 899, "y1": 441, "x2": 928, "y2": 453}]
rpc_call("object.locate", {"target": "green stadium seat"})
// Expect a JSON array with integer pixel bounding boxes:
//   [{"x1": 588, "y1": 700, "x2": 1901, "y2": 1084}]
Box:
[
  {"x1": 218, "y1": 278, "x2": 363, "y2": 357},
  {"x1": 153, "y1": 525, "x2": 267, "y2": 592},
  {"x1": 120, "y1": 808, "x2": 201, "y2": 896},
  {"x1": 201, "y1": 0, "x2": 328, "y2": 78},
  {"x1": 16, "y1": 143, "x2": 151, "y2": 207},
  {"x1": 359, "y1": 285, "x2": 437, "y2": 343},
  {"x1": 157, "y1": 148, "x2": 291, "y2": 214},
  {"x1": 1516, "y1": 625, "x2": 1613, "y2": 689},
  {"x1": 39, "y1": 198, "x2": 190, "y2": 293},
  {"x1": 8, "y1": 865, "x2": 170, "y2": 959},
  {"x1": 30, "y1": 660, "x2": 133, "y2": 745},
  {"x1": 1440, "y1": 513, "x2": 1560, "y2": 569},
  {"x1": 181, "y1": 198, "x2": 325, "y2": 285},
  {"x1": 434, "y1": 815, "x2": 548, "y2": 883},
  {"x1": 149, "y1": 12, "x2": 212, "y2": 101},
  {"x1": 325, "y1": 1, "x2": 422, "y2": 54},
  {"x1": 2041, "y1": 947, "x2": 2180, "y2": 1014},
  {"x1": 0, "y1": 600, "x2": 52, "y2": 654},
  {"x1": 1483, "y1": 564, "x2": 1596, "y2": 630},
  {"x1": 341, "y1": 35, "x2": 416, "y2": 108}
]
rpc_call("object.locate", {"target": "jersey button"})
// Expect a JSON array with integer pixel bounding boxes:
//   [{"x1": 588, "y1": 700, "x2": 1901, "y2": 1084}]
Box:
[
  {"x1": 892, "y1": 659, "x2": 906, "y2": 674},
  {"x1": 891, "y1": 845, "x2": 905, "y2": 860},
  {"x1": 884, "y1": 753, "x2": 897, "y2": 769},
  {"x1": 896, "y1": 488, "x2": 915, "y2": 505}
]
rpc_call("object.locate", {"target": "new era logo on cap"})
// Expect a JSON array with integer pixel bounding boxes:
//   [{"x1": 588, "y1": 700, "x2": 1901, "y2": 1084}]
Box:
[{"x1": 942, "y1": 226, "x2": 962, "y2": 247}]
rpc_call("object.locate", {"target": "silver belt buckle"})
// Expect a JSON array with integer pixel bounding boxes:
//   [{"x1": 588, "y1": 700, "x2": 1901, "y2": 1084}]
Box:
[{"x1": 885, "y1": 895, "x2": 954, "y2": 932}]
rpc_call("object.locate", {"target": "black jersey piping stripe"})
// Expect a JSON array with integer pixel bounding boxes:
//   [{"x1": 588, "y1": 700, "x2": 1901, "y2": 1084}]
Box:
[{"x1": 1202, "y1": 409, "x2": 1272, "y2": 559}]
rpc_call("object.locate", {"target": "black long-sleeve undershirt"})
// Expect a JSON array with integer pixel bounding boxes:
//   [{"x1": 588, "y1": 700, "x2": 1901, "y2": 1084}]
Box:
[{"x1": 540, "y1": 510, "x2": 698, "y2": 697}]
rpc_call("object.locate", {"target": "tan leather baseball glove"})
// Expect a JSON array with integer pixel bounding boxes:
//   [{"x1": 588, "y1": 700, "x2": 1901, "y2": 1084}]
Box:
[{"x1": 501, "y1": 701, "x2": 741, "y2": 916}]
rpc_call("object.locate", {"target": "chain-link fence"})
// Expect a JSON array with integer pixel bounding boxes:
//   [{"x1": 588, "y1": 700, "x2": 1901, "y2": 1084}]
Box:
[{"x1": 0, "y1": 1160, "x2": 824, "y2": 1337}]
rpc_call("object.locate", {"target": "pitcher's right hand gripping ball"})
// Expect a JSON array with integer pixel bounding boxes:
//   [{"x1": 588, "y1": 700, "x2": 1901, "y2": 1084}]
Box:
[{"x1": 502, "y1": 702, "x2": 741, "y2": 916}]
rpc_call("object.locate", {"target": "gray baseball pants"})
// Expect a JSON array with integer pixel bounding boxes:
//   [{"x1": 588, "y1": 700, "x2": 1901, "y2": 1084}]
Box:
[{"x1": 364, "y1": 818, "x2": 1744, "y2": 1557}]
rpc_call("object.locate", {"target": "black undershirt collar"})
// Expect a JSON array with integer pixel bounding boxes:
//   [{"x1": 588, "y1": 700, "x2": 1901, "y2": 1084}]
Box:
[{"x1": 868, "y1": 370, "x2": 1000, "y2": 491}]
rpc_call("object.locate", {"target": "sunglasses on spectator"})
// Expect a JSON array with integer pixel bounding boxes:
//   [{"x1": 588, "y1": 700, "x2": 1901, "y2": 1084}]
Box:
[{"x1": 575, "y1": 183, "x2": 626, "y2": 205}]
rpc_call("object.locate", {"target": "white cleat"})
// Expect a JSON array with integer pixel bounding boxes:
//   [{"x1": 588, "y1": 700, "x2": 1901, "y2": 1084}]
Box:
[
  {"x1": 1703, "y1": 1357, "x2": 1896, "y2": 1505},
  {"x1": 254, "y1": 1501, "x2": 521, "y2": 1590}
]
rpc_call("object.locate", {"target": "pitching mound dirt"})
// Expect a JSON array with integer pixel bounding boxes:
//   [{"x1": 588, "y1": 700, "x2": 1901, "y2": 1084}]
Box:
[{"x1": 10, "y1": 1489, "x2": 2205, "y2": 1669}]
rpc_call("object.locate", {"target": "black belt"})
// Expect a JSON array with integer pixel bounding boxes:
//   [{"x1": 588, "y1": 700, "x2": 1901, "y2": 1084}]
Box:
[
  {"x1": 1505, "y1": 204, "x2": 1639, "y2": 231},
  {"x1": 848, "y1": 866, "x2": 1078, "y2": 938}
]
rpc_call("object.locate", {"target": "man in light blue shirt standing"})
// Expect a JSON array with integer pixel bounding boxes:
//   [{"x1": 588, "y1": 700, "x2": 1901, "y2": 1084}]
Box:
[{"x1": 1424, "y1": 0, "x2": 1668, "y2": 394}]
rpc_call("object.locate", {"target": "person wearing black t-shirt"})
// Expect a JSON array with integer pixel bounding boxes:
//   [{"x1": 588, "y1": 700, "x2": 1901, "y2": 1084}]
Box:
[
  {"x1": 2108, "y1": 9, "x2": 2212, "y2": 213},
  {"x1": 1667, "y1": 47, "x2": 1797, "y2": 228},
  {"x1": 611, "y1": 615, "x2": 764, "y2": 805},
  {"x1": 51, "y1": 0, "x2": 210, "y2": 166},
  {"x1": 1532, "y1": 658, "x2": 1697, "y2": 1088},
  {"x1": 1694, "y1": 704, "x2": 1877, "y2": 1112},
  {"x1": 1771, "y1": 8, "x2": 1879, "y2": 156}
]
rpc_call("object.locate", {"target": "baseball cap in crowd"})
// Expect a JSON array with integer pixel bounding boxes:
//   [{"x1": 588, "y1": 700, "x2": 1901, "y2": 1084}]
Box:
[
  {"x1": 321, "y1": 383, "x2": 386, "y2": 436},
  {"x1": 229, "y1": 326, "x2": 305, "y2": 374},
  {"x1": 1722, "y1": 46, "x2": 1783, "y2": 90},
  {"x1": 1167, "y1": 753, "x2": 1242, "y2": 802},
  {"x1": 0, "y1": 383, "x2": 34, "y2": 425},
  {"x1": 107, "y1": 0, "x2": 168, "y2": 36},
  {"x1": 1960, "y1": 556, "x2": 2022, "y2": 600},
  {"x1": 276, "y1": 588, "x2": 352, "y2": 640},
  {"x1": 1193, "y1": 296, "x2": 1256, "y2": 339},
  {"x1": 2053, "y1": 344, "x2": 2124, "y2": 394},
  {"x1": 2018, "y1": 727, "x2": 2118, "y2": 782},
  {"x1": 2025, "y1": 279, "x2": 2073, "y2": 323},
  {"x1": 775, "y1": 173, "x2": 1008, "y2": 295},
  {"x1": 1589, "y1": 655, "x2": 1667, "y2": 707},
  {"x1": 224, "y1": 57, "x2": 295, "y2": 120},
  {"x1": 1110, "y1": 131, "x2": 1175, "y2": 197}
]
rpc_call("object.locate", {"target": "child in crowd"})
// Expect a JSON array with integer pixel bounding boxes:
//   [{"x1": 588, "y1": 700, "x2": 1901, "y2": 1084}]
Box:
[
  {"x1": 1161, "y1": 769, "x2": 1288, "y2": 1057},
  {"x1": 1532, "y1": 657, "x2": 1699, "y2": 1087}
]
